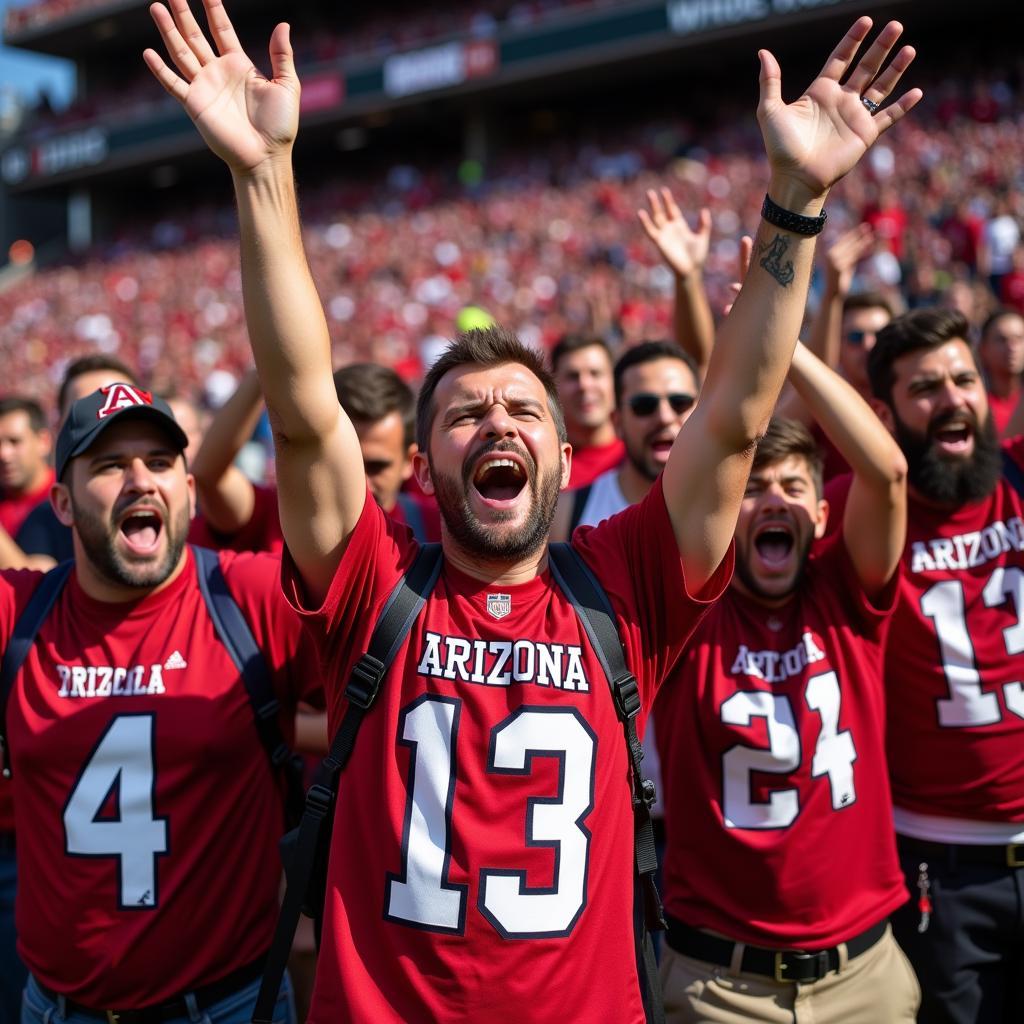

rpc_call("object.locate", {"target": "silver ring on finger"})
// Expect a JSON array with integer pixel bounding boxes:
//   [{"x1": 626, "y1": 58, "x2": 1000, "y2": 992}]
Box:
[{"x1": 861, "y1": 96, "x2": 880, "y2": 114}]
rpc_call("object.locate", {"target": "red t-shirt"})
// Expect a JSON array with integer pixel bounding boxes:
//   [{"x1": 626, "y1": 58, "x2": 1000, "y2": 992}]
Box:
[
  {"x1": 827, "y1": 438, "x2": 1024, "y2": 821},
  {"x1": 283, "y1": 480, "x2": 732, "y2": 1024},
  {"x1": 656, "y1": 535, "x2": 905, "y2": 948},
  {"x1": 188, "y1": 483, "x2": 284, "y2": 555},
  {"x1": 1, "y1": 549, "x2": 321, "y2": 1006},
  {"x1": 0, "y1": 469, "x2": 55, "y2": 539},
  {"x1": 987, "y1": 389, "x2": 1019, "y2": 439},
  {"x1": 390, "y1": 492, "x2": 442, "y2": 542},
  {"x1": 568, "y1": 438, "x2": 625, "y2": 489}
]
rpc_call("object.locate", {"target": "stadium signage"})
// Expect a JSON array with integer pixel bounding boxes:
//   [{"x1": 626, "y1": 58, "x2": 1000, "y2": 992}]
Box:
[
  {"x1": 1, "y1": 128, "x2": 108, "y2": 184},
  {"x1": 383, "y1": 39, "x2": 498, "y2": 99},
  {"x1": 666, "y1": 0, "x2": 845, "y2": 35}
]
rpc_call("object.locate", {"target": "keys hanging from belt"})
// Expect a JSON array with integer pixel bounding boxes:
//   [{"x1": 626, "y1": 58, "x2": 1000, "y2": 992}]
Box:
[{"x1": 916, "y1": 862, "x2": 931, "y2": 933}]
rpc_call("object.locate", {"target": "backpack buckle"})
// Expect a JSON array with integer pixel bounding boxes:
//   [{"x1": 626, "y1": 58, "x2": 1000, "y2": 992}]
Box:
[
  {"x1": 345, "y1": 655, "x2": 386, "y2": 709},
  {"x1": 614, "y1": 674, "x2": 641, "y2": 719}
]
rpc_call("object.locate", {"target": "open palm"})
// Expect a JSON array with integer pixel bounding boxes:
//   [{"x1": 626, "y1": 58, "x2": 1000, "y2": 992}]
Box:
[
  {"x1": 143, "y1": 0, "x2": 299, "y2": 175},
  {"x1": 758, "y1": 18, "x2": 921, "y2": 200}
]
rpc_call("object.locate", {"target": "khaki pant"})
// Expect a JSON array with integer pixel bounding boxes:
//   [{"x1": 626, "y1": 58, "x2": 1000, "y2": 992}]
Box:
[{"x1": 659, "y1": 925, "x2": 920, "y2": 1024}]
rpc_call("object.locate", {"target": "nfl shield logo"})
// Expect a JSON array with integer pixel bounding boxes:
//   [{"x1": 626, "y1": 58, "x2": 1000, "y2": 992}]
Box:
[{"x1": 487, "y1": 593, "x2": 512, "y2": 619}]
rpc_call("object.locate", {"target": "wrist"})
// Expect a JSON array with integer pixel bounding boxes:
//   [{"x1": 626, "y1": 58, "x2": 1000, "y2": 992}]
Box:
[{"x1": 767, "y1": 175, "x2": 828, "y2": 218}]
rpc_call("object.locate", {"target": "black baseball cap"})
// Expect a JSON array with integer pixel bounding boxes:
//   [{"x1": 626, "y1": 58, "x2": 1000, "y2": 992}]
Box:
[{"x1": 56, "y1": 383, "x2": 189, "y2": 479}]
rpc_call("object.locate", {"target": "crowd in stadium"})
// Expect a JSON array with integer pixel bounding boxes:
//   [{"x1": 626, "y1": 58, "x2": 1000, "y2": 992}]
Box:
[
  {"x1": 2, "y1": 55, "x2": 1021, "y2": 420},
  {"x1": 2, "y1": 3, "x2": 1024, "y2": 1024}
]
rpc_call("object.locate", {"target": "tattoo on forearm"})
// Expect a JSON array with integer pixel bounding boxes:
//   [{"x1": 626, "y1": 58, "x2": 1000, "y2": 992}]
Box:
[{"x1": 757, "y1": 234, "x2": 795, "y2": 287}]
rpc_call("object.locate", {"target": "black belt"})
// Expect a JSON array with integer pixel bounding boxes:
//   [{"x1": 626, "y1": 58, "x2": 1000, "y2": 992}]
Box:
[
  {"x1": 665, "y1": 915, "x2": 888, "y2": 984},
  {"x1": 36, "y1": 957, "x2": 264, "y2": 1024},
  {"x1": 898, "y1": 834, "x2": 1024, "y2": 869}
]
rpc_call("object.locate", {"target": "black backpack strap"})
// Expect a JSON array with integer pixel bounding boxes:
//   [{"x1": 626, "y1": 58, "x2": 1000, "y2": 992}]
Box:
[
  {"x1": 1003, "y1": 449, "x2": 1024, "y2": 496},
  {"x1": 548, "y1": 542, "x2": 665, "y2": 1024},
  {"x1": 192, "y1": 546, "x2": 305, "y2": 827},
  {"x1": 253, "y1": 542, "x2": 443, "y2": 1024},
  {"x1": 396, "y1": 492, "x2": 427, "y2": 543},
  {"x1": 568, "y1": 484, "x2": 594, "y2": 534},
  {"x1": 0, "y1": 560, "x2": 74, "y2": 778}
]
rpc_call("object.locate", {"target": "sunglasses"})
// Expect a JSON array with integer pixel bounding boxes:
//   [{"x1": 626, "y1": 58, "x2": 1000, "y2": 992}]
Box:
[
  {"x1": 844, "y1": 329, "x2": 874, "y2": 346},
  {"x1": 627, "y1": 392, "x2": 696, "y2": 417}
]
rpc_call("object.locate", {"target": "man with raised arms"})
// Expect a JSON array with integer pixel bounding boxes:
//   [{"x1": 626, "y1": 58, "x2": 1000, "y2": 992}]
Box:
[
  {"x1": 144, "y1": 5, "x2": 920, "y2": 1020},
  {"x1": 655, "y1": 342, "x2": 914, "y2": 1022}
]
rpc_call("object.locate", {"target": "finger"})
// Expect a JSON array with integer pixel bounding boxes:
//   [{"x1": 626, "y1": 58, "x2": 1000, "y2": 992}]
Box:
[
  {"x1": 637, "y1": 209, "x2": 658, "y2": 243},
  {"x1": 697, "y1": 208, "x2": 712, "y2": 238},
  {"x1": 873, "y1": 87, "x2": 924, "y2": 134},
  {"x1": 268, "y1": 22, "x2": 296, "y2": 84},
  {"x1": 816, "y1": 17, "x2": 872, "y2": 82},
  {"x1": 149, "y1": 2, "x2": 203, "y2": 78},
  {"x1": 143, "y1": 47, "x2": 189, "y2": 102},
  {"x1": 202, "y1": 0, "x2": 243, "y2": 55},
  {"x1": 661, "y1": 188, "x2": 683, "y2": 223},
  {"x1": 845, "y1": 20, "x2": 904, "y2": 95},
  {"x1": 758, "y1": 49, "x2": 782, "y2": 109},
  {"x1": 861, "y1": 45, "x2": 916, "y2": 106},
  {"x1": 646, "y1": 189, "x2": 666, "y2": 228},
  {"x1": 165, "y1": 0, "x2": 215, "y2": 64}
]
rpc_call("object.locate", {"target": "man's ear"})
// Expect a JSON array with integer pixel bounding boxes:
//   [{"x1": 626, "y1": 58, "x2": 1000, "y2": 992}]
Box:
[
  {"x1": 412, "y1": 450, "x2": 433, "y2": 495},
  {"x1": 185, "y1": 472, "x2": 197, "y2": 521},
  {"x1": 870, "y1": 398, "x2": 896, "y2": 435},
  {"x1": 51, "y1": 481, "x2": 74, "y2": 527},
  {"x1": 560, "y1": 443, "x2": 573, "y2": 490},
  {"x1": 814, "y1": 497, "x2": 830, "y2": 540}
]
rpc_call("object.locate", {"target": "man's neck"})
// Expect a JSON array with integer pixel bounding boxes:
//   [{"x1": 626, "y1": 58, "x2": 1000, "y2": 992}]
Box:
[
  {"x1": 986, "y1": 372, "x2": 1020, "y2": 401},
  {"x1": 6, "y1": 466, "x2": 51, "y2": 500},
  {"x1": 568, "y1": 421, "x2": 616, "y2": 452},
  {"x1": 440, "y1": 533, "x2": 548, "y2": 586},
  {"x1": 616, "y1": 460, "x2": 655, "y2": 507}
]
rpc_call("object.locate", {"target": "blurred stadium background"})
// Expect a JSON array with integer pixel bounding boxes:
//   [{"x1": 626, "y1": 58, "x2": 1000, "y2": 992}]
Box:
[{"x1": 0, "y1": 0, "x2": 1019, "y2": 414}]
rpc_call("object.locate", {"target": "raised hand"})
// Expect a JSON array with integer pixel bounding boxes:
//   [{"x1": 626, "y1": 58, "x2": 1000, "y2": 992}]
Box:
[
  {"x1": 143, "y1": 0, "x2": 299, "y2": 175},
  {"x1": 722, "y1": 235, "x2": 754, "y2": 318},
  {"x1": 758, "y1": 17, "x2": 921, "y2": 205},
  {"x1": 637, "y1": 189, "x2": 711, "y2": 279},
  {"x1": 824, "y1": 222, "x2": 875, "y2": 296}
]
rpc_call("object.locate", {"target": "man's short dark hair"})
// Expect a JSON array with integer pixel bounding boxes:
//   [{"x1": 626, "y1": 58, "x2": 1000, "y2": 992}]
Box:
[
  {"x1": 753, "y1": 418, "x2": 824, "y2": 499},
  {"x1": 867, "y1": 308, "x2": 972, "y2": 405},
  {"x1": 334, "y1": 363, "x2": 416, "y2": 449},
  {"x1": 842, "y1": 291, "x2": 896, "y2": 320},
  {"x1": 980, "y1": 307, "x2": 1024, "y2": 343},
  {"x1": 0, "y1": 396, "x2": 47, "y2": 433},
  {"x1": 550, "y1": 334, "x2": 614, "y2": 375},
  {"x1": 416, "y1": 326, "x2": 567, "y2": 452},
  {"x1": 613, "y1": 341, "x2": 700, "y2": 407},
  {"x1": 58, "y1": 355, "x2": 138, "y2": 416}
]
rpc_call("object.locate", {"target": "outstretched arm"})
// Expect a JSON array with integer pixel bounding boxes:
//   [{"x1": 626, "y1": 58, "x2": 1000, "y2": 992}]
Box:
[
  {"x1": 0, "y1": 524, "x2": 55, "y2": 571},
  {"x1": 638, "y1": 189, "x2": 715, "y2": 378},
  {"x1": 662, "y1": 17, "x2": 921, "y2": 591},
  {"x1": 144, "y1": 0, "x2": 364, "y2": 606},
  {"x1": 191, "y1": 368, "x2": 263, "y2": 535},
  {"x1": 788, "y1": 341, "x2": 906, "y2": 594}
]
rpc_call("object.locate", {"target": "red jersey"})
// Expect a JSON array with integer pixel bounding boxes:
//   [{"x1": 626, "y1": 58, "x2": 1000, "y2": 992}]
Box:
[
  {"x1": 568, "y1": 438, "x2": 625, "y2": 488},
  {"x1": 0, "y1": 469, "x2": 55, "y2": 539},
  {"x1": 656, "y1": 535, "x2": 905, "y2": 948},
  {"x1": 283, "y1": 480, "x2": 731, "y2": 1024},
  {"x1": 188, "y1": 483, "x2": 284, "y2": 555},
  {"x1": 1, "y1": 549, "x2": 321, "y2": 1006},
  {"x1": 987, "y1": 390, "x2": 1019, "y2": 439},
  {"x1": 827, "y1": 439, "x2": 1024, "y2": 821}
]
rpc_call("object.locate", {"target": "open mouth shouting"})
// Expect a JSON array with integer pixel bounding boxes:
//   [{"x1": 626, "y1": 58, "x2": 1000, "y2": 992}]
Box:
[
  {"x1": 752, "y1": 521, "x2": 796, "y2": 573},
  {"x1": 470, "y1": 451, "x2": 530, "y2": 510},
  {"x1": 929, "y1": 415, "x2": 975, "y2": 457},
  {"x1": 117, "y1": 505, "x2": 165, "y2": 557}
]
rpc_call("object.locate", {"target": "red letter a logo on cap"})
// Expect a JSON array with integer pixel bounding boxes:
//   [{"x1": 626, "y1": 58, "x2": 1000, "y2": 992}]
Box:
[{"x1": 96, "y1": 383, "x2": 155, "y2": 420}]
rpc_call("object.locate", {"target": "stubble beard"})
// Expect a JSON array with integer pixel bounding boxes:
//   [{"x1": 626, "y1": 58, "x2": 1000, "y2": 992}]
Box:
[{"x1": 432, "y1": 443, "x2": 562, "y2": 561}]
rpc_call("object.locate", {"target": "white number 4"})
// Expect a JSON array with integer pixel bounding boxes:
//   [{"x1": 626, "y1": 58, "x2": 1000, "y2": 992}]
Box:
[
  {"x1": 63, "y1": 714, "x2": 168, "y2": 909},
  {"x1": 721, "y1": 671, "x2": 856, "y2": 830}
]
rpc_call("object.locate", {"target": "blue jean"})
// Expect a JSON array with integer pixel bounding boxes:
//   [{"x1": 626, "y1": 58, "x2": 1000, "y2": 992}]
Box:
[
  {"x1": 21, "y1": 972, "x2": 294, "y2": 1024},
  {"x1": 0, "y1": 844, "x2": 27, "y2": 1024}
]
